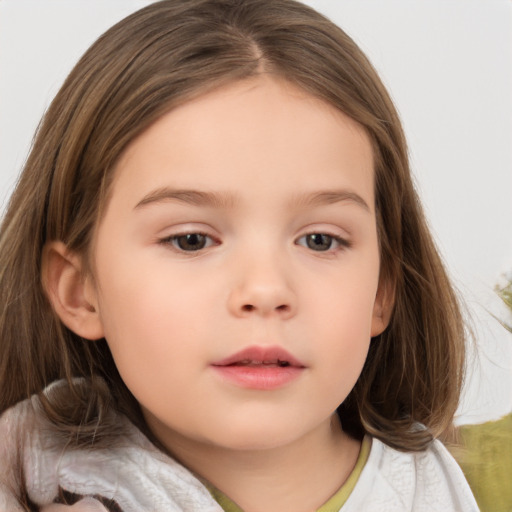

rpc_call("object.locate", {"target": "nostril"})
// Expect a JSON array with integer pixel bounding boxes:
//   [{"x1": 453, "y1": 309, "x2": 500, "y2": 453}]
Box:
[{"x1": 240, "y1": 304, "x2": 289, "y2": 313}]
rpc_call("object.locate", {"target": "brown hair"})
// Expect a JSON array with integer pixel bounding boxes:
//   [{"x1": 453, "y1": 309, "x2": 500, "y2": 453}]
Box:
[{"x1": 0, "y1": 0, "x2": 465, "y2": 453}]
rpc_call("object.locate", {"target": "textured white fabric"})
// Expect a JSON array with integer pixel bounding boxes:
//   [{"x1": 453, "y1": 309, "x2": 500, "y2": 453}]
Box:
[
  {"x1": 0, "y1": 396, "x2": 479, "y2": 512},
  {"x1": 342, "y1": 437, "x2": 479, "y2": 511},
  {"x1": 0, "y1": 398, "x2": 221, "y2": 512}
]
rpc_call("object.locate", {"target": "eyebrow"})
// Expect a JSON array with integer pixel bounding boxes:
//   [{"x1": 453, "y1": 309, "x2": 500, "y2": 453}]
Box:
[
  {"x1": 134, "y1": 187, "x2": 370, "y2": 212},
  {"x1": 134, "y1": 188, "x2": 238, "y2": 210},
  {"x1": 290, "y1": 190, "x2": 371, "y2": 212}
]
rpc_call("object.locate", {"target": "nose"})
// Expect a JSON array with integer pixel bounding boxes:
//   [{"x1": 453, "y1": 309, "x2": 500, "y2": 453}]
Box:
[{"x1": 227, "y1": 253, "x2": 297, "y2": 319}]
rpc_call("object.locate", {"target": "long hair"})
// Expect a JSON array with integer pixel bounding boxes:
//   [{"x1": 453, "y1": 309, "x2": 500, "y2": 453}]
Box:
[{"x1": 0, "y1": 0, "x2": 465, "y2": 452}]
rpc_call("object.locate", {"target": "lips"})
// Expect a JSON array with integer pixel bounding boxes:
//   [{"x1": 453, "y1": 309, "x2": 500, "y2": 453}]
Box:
[
  {"x1": 211, "y1": 346, "x2": 305, "y2": 390},
  {"x1": 212, "y1": 346, "x2": 305, "y2": 369}
]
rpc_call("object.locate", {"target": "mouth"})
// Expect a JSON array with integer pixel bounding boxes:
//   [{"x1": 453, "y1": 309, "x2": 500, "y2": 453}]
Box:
[
  {"x1": 228, "y1": 359, "x2": 292, "y2": 367},
  {"x1": 212, "y1": 345, "x2": 305, "y2": 369},
  {"x1": 211, "y1": 346, "x2": 305, "y2": 390}
]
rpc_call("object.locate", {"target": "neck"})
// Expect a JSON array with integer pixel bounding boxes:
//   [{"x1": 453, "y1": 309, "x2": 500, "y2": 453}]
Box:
[{"x1": 162, "y1": 415, "x2": 361, "y2": 512}]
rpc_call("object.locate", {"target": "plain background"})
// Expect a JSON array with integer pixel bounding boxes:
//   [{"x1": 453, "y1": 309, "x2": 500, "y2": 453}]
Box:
[{"x1": 0, "y1": 0, "x2": 511, "y2": 425}]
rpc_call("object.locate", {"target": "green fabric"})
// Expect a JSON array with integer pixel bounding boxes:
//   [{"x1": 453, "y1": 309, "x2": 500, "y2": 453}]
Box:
[
  {"x1": 317, "y1": 436, "x2": 371, "y2": 512},
  {"x1": 452, "y1": 413, "x2": 512, "y2": 512},
  {"x1": 207, "y1": 436, "x2": 371, "y2": 512},
  {"x1": 208, "y1": 485, "x2": 244, "y2": 512}
]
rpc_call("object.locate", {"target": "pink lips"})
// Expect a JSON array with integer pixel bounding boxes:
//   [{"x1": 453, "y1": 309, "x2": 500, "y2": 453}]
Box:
[{"x1": 211, "y1": 346, "x2": 305, "y2": 390}]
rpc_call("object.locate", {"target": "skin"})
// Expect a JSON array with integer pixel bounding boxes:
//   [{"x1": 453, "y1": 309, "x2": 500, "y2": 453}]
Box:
[
  {"x1": 46, "y1": 75, "x2": 391, "y2": 512},
  {"x1": 41, "y1": 500, "x2": 108, "y2": 512}
]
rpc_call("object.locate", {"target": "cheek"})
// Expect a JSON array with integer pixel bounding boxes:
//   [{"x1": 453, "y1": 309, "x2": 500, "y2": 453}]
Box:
[
  {"x1": 96, "y1": 276, "x2": 207, "y2": 418},
  {"x1": 304, "y1": 268, "x2": 378, "y2": 391},
  {"x1": 320, "y1": 300, "x2": 373, "y2": 370},
  {"x1": 309, "y1": 257, "x2": 379, "y2": 335},
  {"x1": 94, "y1": 257, "x2": 211, "y2": 375}
]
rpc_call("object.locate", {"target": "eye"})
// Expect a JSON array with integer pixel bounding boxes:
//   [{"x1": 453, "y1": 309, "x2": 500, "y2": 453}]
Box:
[
  {"x1": 296, "y1": 233, "x2": 349, "y2": 252},
  {"x1": 161, "y1": 233, "x2": 216, "y2": 252}
]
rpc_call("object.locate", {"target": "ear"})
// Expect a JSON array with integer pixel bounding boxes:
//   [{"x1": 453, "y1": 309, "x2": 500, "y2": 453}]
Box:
[
  {"x1": 371, "y1": 276, "x2": 395, "y2": 337},
  {"x1": 41, "y1": 241, "x2": 104, "y2": 340}
]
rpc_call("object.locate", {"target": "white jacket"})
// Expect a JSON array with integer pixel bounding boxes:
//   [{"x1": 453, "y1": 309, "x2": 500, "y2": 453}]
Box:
[{"x1": 0, "y1": 394, "x2": 479, "y2": 512}]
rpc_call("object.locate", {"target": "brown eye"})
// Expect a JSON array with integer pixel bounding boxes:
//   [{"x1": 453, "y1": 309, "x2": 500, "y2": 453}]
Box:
[{"x1": 171, "y1": 233, "x2": 209, "y2": 251}]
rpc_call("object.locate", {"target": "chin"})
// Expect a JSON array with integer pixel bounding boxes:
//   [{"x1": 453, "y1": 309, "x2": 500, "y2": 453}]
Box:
[{"x1": 205, "y1": 420, "x2": 308, "y2": 452}]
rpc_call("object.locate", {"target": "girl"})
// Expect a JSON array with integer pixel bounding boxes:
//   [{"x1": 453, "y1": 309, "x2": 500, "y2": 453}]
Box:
[{"x1": 0, "y1": 0, "x2": 478, "y2": 510}]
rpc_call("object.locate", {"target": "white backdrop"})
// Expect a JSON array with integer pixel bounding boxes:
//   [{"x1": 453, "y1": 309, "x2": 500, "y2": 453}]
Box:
[{"x1": 1, "y1": 0, "x2": 511, "y2": 425}]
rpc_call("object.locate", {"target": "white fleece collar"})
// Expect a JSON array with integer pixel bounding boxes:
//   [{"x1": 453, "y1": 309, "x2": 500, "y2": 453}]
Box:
[{"x1": 0, "y1": 395, "x2": 223, "y2": 512}]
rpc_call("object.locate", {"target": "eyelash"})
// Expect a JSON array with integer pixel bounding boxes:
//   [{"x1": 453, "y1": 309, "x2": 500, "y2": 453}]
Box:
[{"x1": 159, "y1": 231, "x2": 351, "y2": 254}]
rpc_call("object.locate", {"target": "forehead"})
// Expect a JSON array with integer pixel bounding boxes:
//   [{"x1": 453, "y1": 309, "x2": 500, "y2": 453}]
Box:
[{"x1": 107, "y1": 75, "x2": 374, "y2": 211}]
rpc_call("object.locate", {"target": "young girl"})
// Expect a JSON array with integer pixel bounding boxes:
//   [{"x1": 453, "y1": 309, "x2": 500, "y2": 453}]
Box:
[{"x1": 0, "y1": 1, "x2": 479, "y2": 510}]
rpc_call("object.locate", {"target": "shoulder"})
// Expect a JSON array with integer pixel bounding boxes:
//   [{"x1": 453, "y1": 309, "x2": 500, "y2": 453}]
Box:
[
  {"x1": 0, "y1": 390, "x2": 222, "y2": 512},
  {"x1": 342, "y1": 436, "x2": 479, "y2": 512}
]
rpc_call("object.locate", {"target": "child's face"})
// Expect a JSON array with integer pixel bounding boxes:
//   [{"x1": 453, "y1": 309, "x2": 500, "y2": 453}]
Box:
[{"x1": 86, "y1": 76, "x2": 387, "y2": 453}]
